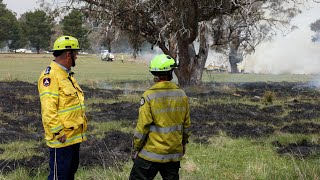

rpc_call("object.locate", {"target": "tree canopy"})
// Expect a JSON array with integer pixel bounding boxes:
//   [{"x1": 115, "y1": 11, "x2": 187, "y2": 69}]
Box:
[
  {"x1": 20, "y1": 10, "x2": 54, "y2": 53},
  {"x1": 0, "y1": 0, "x2": 22, "y2": 49},
  {"x1": 61, "y1": 9, "x2": 90, "y2": 51},
  {"x1": 58, "y1": 0, "x2": 302, "y2": 86}
]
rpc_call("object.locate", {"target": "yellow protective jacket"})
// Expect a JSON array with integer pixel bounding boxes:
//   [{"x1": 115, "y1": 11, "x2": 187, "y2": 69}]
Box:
[
  {"x1": 133, "y1": 81, "x2": 191, "y2": 163},
  {"x1": 38, "y1": 61, "x2": 87, "y2": 148}
]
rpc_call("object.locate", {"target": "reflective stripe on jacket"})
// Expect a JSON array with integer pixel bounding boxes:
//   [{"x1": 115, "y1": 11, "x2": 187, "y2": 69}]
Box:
[
  {"x1": 38, "y1": 61, "x2": 87, "y2": 148},
  {"x1": 133, "y1": 81, "x2": 191, "y2": 163}
]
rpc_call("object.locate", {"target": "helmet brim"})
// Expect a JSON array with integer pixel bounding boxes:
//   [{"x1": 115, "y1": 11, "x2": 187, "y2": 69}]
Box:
[{"x1": 49, "y1": 48, "x2": 82, "y2": 52}]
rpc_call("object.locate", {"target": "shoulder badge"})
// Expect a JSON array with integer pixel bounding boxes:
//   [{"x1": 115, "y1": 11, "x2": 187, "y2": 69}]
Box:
[
  {"x1": 44, "y1": 66, "x2": 51, "y2": 75},
  {"x1": 43, "y1": 78, "x2": 51, "y2": 87},
  {"x1": 140, "y1": 97, "x2": 145, "y2": 106}
]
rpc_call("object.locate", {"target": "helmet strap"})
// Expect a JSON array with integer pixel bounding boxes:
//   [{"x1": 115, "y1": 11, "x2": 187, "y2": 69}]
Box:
[
  {"x1": 70, "y1": 51, "x2": 76, "y2": 67},
  {"x1": 168, "y1": 70, "x2": 173, "y2": 81}
]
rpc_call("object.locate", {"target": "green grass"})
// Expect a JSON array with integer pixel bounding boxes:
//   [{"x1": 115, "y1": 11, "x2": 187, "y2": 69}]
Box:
[
  {"x1": 202, "y1": 72, "x2": 317, "y2": 83},
  {"x1": 3, "y1": 135, "x2": 317, "y2": 180},
  {"x1": 0, "y1": 54, "x2": 316, "y2": 88},
  {"x1": 179, "y1": 135, "x2": 320, "y2": 180},
  {"x1": 0, "y1": 168, "x2": 47, "y2": 180},
  {"x1": 90, "y1": 121, "x2": 134, "y2": 139},
  {"x1": 0, "y1": 141, "x2": 43, "y2": 160},
  {"x1": 0, "y1": 54, "x2": 150, "y2": 86},
  {"x1": 7, "y1": 135, "x2": 317, "y2": 180}
]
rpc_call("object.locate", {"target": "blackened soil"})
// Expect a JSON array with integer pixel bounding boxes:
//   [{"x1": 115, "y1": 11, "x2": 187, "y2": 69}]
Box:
[
  {"x1": 280, "y1": 122, "x2": 320, "y2": 134},
  {"x1": 80, "y1": 131, "x2": 132, "y2": 167},
  {"x1": 0, "y1": 81, "x2": 320, "y2": 174},
  {"x1": 0, "y1": 155, "x2": 47, "y2": 175},
  {"x1": 273, "y1": 139, "x2": 320, "y2": 157},
  {"x1": 88, "y1": 102, "x2": 139, "y2": 122}
]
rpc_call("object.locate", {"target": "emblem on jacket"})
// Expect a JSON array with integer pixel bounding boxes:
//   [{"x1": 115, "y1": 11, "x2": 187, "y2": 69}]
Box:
[
  {"x1": 43, "y1": 78, "x2": 51, "y2": 87},
  {"x1": 140, "y1": 97, "x2": 145, "y2": 106}
]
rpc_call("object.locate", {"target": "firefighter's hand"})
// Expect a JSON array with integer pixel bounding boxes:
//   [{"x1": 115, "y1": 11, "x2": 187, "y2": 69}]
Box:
[
  {"x1": 57, "y1": 134, "x2": 67, "y2": 143},
  {"x1": 183, "y1": 144, "x2": 186, "y2": 155},
  {"x1": 131, "y1": 151, "x2": 139, "y2": 161}
]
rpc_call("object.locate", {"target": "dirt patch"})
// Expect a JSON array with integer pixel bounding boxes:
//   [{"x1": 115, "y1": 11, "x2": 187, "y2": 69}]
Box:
[
  {"x1": 260, "y1": 105, "x2": 284, "y2": 116},
  {"x1": 284, "y1": 102, "x2": 320, "y2": 121},
  {"x1": 192, "y1": 122, "x2": 220, "y2": 144},
  {"x1": 273, "y1": 139, "x2": 320, "y2": 158},
  {"x1": 224, "y1": 123, "x2": 275, "y2": 138},
  {"x1": 80, "y1": 130, "x2": 132, "y2": 167},
  {"x1": 0, "y1": 155, "x2": 47, "y2": 175},
  {"x1": 280, "y1": 122, "x2": 320, "y2": 134},
  {"x1": 0, "y1": 81, "x2": 39, "y2": 114},
  {"x1": 191, "y1": 103, "x2": 281, "y2": 124},
  {"x1": 89, "y1": 102, "x2": 139, "y2": 122},
  {"x1": 236, "y1": 82, "x2": 319, "y2": 98},
  {"x1": 0, "y1": 130, "x2": 132, "y2": 174},
  {"x1": 0, "y1": 113, "x2": 43, "y2": 143},
  {"x1": 82, "y1": 86, "x2": 123, "y2": 99}
]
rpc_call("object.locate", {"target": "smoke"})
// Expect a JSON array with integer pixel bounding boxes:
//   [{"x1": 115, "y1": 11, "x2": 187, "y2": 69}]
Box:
[
  {"x1": 139, "y1": 46, "x2": 163, "y2": 63},
  {"x1": 245, "y1": 3, "x2": 320, "y2": 74}
]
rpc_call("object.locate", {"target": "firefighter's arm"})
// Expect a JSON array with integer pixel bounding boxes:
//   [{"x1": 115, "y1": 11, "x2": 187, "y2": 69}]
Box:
[
  {"x1": 133, "y1": 96, "x2": 153, "y2": 151},
  {"x1": 182, "y1": 97, "x2": 191, "y2": 145},
  {"x1": 38, "y1": 75, "x2": 64, "y2": 140}
]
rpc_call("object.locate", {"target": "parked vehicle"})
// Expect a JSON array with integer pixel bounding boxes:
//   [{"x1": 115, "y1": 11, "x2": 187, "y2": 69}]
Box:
[
  {"x1": 101, "y1": 50, "x2": 114, "y2": 61},
  {"x1": 16, "y1": 49, "x2": 27, "y2": 53}
]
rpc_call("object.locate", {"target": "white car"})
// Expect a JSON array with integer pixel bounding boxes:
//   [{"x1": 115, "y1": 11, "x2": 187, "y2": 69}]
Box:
[
  {"x1": 16, "y1": 49, "x2": 27, "y2": 53},
  {"x1": 101, "y1": 50, "x2": 114, "y2": 61}
]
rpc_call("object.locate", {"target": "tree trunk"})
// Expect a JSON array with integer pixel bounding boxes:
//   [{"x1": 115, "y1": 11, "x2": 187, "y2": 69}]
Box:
[
  {"x1": 228, "y1": 30, "x2": 242, "y2": 73},
  {"x1": 174, "y1": 23, "x2": 208, "y2": 87},
  {"x1": 107, "y1": 38, "x2": 112, "y2": 52},
  {"x1": 229, "y1": 47, "x2": 241, "y2": 73}
]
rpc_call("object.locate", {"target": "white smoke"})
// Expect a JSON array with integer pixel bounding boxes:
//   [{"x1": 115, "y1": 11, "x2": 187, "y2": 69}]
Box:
[{"x1": 246, "y1": 3, "x2": 320, "y2": 74}]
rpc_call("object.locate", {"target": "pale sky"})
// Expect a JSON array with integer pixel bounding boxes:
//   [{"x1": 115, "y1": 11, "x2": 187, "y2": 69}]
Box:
[{"x1": 3, "y1": 0, "x2": 40, "y2": 16}]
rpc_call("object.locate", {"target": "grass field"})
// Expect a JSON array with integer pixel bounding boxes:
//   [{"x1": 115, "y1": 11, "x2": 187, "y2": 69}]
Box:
[
  {"x1": 0, "y1": 53, "x2": 317, "y2": 86},
  {"x1": 0, "y1": 53, "x2": 319, "y2": 180}
]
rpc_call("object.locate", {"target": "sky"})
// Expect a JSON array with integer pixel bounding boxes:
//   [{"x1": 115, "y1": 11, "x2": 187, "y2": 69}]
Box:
[
  {"x1": 3, "y1": 0, "x2": 320, "y2": 74},
  {"x1": 3, "y1": 0, "x2": 40, "y2": 16}
]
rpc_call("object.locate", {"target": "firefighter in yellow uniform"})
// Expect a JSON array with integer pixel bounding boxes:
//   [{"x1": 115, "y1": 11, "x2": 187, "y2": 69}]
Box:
[
  {"x1": 38, "y1": 36, "x2": 87, "y2": 180},
  {"x1": 129, "y1": 54, "x2": 191, "y2": 180}
]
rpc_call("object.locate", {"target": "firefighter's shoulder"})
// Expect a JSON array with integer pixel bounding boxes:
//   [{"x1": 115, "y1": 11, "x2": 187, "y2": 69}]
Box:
[
  {"x1": 44, "y1": 66, "x2": 51, "y2": 75},
  {"x1": 39, "y1": 66, "x2": 57, "y2": 88}
]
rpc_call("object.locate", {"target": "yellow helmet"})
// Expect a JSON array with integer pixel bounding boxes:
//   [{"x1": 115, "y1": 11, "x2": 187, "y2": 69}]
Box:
[
  {"x1": 149, "y1": 54, "x2": 178, "y2": 72},
  {"x1": 52, "y1": 36, "x2": 81, "y2": 51}
]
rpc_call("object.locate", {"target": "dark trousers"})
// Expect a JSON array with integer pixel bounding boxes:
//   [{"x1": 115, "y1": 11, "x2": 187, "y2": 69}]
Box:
[
  {"x1": 129, "y1": 157, "x2": 180, "y2": 180},
  {"x1": 48, "y1": 143, "x2": 80, "y2": 180}
]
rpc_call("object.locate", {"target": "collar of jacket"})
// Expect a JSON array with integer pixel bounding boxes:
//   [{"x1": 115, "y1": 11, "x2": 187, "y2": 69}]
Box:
[
  {"x1": 50, "y1": 61, "x2": 73, "y2": 77},
  {"x1": 149, "y1": 81, "x2": 179, "y2": 90}
]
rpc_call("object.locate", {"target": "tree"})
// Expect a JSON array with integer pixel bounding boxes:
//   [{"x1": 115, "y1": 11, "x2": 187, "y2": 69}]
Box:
[
  {"x1": 44, "y1": 0, "x2": 303, "y2": 86},
  {"x1": 7, "y1": 20, "x2": 25, "y2": 51},
  {"x1": 61, "y1": 9, "x2": 90, "y2": 51},
  {"x1": 311, "y1": 19, "x2": 320, "y2": 42},
  {"x1": 211, "y1": 2, "x2": 300, "y2": 73},
  {"x1": 0, "y1": 0, "x2": 23, "y2": 50},
  {"x1": 21, "y1": 10, "x2": 54, "y2": 53}
]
